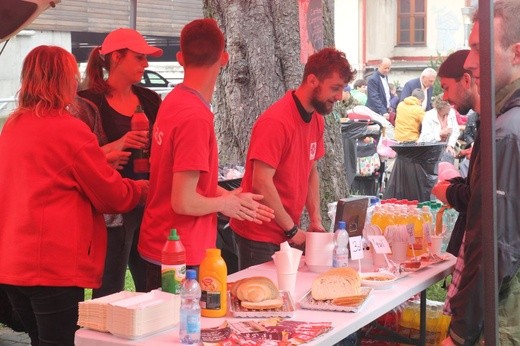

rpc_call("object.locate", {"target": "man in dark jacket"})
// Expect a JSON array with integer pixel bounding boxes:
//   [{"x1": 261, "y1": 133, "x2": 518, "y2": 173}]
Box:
[
  {"x1": 366, "y1": 57, "x2": 392, "y2": 119},
  {"x1": 400, "y1": 68, "x2": 437, "y2": 111},
  {"x1": 432, "y1": 49, "x2": 479, "y2": 258},
  {"x1": 436, "y1": 1, "x2": 520, "y2": 344}
]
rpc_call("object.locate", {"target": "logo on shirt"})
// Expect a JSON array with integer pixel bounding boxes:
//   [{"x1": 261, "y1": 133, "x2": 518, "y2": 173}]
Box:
[
  {"x1": 154, "y1": 125, "x2": 163, "y2": 146},
  {"x1": 310, "y1": 142, "x2": 317, "y2": 160}
]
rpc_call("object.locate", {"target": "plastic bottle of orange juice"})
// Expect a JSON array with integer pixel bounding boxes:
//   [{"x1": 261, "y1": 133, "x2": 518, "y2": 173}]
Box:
[{"x1": 199, "y1": 248, "x2": 227, "y2": 317}]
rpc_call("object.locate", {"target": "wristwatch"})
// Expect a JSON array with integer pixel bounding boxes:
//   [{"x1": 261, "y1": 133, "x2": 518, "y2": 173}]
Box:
[{"x1": 284, "y1": 225, "x2": 298, "y2": 239}]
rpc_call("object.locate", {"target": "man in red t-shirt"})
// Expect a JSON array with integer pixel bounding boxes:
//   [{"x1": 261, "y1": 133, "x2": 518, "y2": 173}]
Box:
[
  {"x1": 138, "y1": 19, "x2": 273, "y2": 288},
  {"x1": 230, "y1": 48, "x2": 355, "y2": 270}
]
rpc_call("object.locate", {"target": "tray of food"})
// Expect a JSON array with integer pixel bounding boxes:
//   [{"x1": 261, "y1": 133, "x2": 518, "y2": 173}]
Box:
[
  {"x1": 228, "y1": 277, "x2": 295, "y2": 318},
  {"x1": 299, "y1": 267, "x2": 371, "y2": 312},
  {"x1": 400, "y1": 253, "x2": 450, "y2": 272}
]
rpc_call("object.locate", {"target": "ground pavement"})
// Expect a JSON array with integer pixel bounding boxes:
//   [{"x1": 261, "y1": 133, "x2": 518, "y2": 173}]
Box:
[{"x1": 0, "y1": 325, "x2": 29, "y2": 345}]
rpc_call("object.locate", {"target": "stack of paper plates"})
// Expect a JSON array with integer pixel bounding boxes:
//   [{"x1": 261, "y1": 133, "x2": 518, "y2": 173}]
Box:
[
  {"x1": 106, "y1": 290, "x2": 180, "y2": 339},
  {"x1": 78, "y1": 291, "x2": 142, "y2": 332}
]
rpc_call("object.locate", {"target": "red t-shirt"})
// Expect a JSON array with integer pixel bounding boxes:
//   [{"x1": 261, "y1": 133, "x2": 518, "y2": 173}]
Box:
[
  {"x1": 230, "y1": 91, "x2": 325, "y2": 244},
  {"x1": 139, "y1": 84, "x2": 218, "y2": 266}
]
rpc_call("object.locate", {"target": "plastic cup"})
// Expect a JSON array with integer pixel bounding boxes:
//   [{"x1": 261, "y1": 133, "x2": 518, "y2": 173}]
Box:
[
  {"x1": 392, "y1": 241, "x2": 408, "y2": 263},
  {"x1": 277, "y1": 272, "x2": 297, "y2": 297},
  {"x1": 370, "y1": 247, "x2": 386, "y2": 268},
  {"x1": 430, "y1": 236, "x2": 443, "y2": 255}
]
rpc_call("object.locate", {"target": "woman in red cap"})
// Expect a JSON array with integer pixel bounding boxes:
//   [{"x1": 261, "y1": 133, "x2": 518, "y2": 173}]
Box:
[
  {"x1": 0, "y1": 45, "x2": 148, "y2": 345},
  {"x1": 78, "y1": 28, "x2": 163, "y2": 298}
]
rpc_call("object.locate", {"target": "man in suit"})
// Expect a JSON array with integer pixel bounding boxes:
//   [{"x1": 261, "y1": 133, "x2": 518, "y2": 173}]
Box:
[
  {"x1": 400, "y1": 67, "x2": 437, "y2": 111},
  {"x1": 366, "y1": 57, "x2": 392, "y2": 119}
]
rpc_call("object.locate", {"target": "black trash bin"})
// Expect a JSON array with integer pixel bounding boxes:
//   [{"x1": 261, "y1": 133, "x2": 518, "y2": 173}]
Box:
[{"x1": 383, "y1": 143, "x2": 446, "y2": 202}]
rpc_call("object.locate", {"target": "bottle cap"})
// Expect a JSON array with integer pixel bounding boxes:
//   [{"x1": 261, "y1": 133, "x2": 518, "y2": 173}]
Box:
[
  {"x1": 186, "y1": 269, "x2": 196, "y2": 280},
  {"x1": 205, "y1": 248, "x2": 221, "y2": 256},
  {"x1": 338, "y1": 221, "x2": 346, "y2": 230},
  {"x1": 168, "y1": 229, "x2": 180, "y2": 241}
]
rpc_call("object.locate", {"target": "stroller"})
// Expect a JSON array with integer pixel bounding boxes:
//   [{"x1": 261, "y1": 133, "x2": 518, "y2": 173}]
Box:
[{"x1": 341, "y1": 113, "x2": 387, "y2": 197}]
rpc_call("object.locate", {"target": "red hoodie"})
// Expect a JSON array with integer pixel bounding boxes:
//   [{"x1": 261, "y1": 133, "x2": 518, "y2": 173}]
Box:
[{"x1": 0, "y1": 111, "x2": 143, "y2": 288}]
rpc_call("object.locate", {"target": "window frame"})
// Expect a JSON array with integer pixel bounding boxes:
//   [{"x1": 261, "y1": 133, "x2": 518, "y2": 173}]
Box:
[{"x1": 397, "y1": 0, "x2": 427, "y2": 47}]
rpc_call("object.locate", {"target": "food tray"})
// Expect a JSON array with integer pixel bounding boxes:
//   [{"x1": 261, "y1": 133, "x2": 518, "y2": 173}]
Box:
[
  {"x1": 228, "y1": 291, "x2": 295, "y2": 318},
  {"x1": 299, "y1": 287, "x2": 372, "y2": 313},
  {"x1": 401, "y1": 253, "x2": 450, "y2": 272}
]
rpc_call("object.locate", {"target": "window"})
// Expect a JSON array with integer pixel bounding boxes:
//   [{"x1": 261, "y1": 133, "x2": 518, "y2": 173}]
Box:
[{"x1": 397, "y1": 0, "x2": 426, "y2": 46}]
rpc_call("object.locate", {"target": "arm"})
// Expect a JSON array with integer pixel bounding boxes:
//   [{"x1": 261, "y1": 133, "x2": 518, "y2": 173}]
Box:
[
  {"x1": 305, "y1": 162, "x2": 326, "y2": 233},
  {"x1": 171, "y1": 170, "x2": 273, "y2": 222},
  {"x1": 417, "y1": 114, "x2": 437, "y2": 143},
  {"x1": 251, "y1": 160, "x2": 305, "y2": 245},
  {"x1": 400, "y1": 82, "x2": 413, "y2": 102}
]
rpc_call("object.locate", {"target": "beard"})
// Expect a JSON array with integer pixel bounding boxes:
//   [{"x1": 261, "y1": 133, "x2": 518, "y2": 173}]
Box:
[{"x1": 310, "y1": 86, "x2": 333, "y2": 115}]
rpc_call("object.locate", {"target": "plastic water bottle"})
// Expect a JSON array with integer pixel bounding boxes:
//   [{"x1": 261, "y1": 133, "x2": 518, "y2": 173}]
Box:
[
  {"x1": 333, "y1": 221, "x2": 349, "y2": 267},
  {"x1": 179, "y1": 269, "x2": 201, "y2": 344},
  {"x1": 161, "y1": 229, "x2": 186, "y2": 294},
  {"x1": 131, "y1": 105, "x2": 150, "y2": 173}
]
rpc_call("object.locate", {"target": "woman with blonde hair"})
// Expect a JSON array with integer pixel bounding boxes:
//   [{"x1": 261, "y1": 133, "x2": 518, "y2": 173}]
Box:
[
  {"x1": 0, "y1": 45, "x2": 148, "y2": 345},
  {"x1": 79, "y1": 28, "x2": 163, "y2": 298}
]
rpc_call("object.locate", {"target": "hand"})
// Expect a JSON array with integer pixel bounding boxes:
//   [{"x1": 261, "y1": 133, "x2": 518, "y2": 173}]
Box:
[
  {"x1": 383, "y1": 113, "x2": 390, "y2": 120},
  {"x1": 112, "y1": 131, "x2": 149, "y2": 151},
  {"x1": 459, "y1": 147, "x2": 472, "y2": 159},
  {"x1": 106, "y1": 150, "x2": 131, "y2": 170},
  {"x1": 289, "y1": 229, "x2": 306, "y2": 246},
  {"x1": 307, "y1": 221, "x2": 326, "y2": 233},
  {"x1": 432, "y1": 181, "x2": 450, "y2": 205},
  {"x1": 223, "y1": 188, "x2": 275, "y2": 223}
]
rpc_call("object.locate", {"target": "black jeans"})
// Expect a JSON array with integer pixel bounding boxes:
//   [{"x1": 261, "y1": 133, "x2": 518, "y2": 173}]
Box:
[
  {"x1": 93, "y1": 207, "x2": 148, "y2": 298},
  {"x1": 0, "y1": 284, "x2": 84, "y2": 346},
  {"x1": 232, "y1": 231, "x2": 280, "y2": 270}
]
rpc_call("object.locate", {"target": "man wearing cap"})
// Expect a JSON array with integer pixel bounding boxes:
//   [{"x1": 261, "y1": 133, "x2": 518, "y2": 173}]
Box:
[
  {"x1": 79, "y1": 27, "x2": 163, "y2": 297},
  {"x1": 366, "y1": 57, "x2": 392, "y2": 118}
]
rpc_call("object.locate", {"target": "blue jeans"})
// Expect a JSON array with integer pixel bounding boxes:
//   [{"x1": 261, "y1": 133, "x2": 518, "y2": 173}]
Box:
[
  {"x1": 0, "y1": 284, "x2": 84, "y2": 345},
  {"x1": 232, "y1": 231, "x2": 280, "y2": 270}
]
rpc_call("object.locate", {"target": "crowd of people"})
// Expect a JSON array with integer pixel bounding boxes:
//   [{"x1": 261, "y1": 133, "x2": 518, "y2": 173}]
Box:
[{"x1": 1, "y1": 0, "x2": 519, "y2": 344}]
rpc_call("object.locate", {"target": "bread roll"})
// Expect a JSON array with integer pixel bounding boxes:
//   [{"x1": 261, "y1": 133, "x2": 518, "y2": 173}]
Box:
[
  {"x1": 231, "y1": 276, "x2": 280, "y2": 302},
  {"x1": 311, "y1": 267, "x2": 361, "y2": 300}
]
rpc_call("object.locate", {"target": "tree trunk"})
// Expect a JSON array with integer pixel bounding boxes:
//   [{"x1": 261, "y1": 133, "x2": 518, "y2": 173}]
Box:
[{"x1": 204, "y1": 0, "x2": 348, "y2": 229}]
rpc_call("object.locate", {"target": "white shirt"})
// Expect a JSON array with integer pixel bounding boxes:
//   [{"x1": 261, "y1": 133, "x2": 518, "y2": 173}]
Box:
[{"x1": 417, "y1": 107, "x2": 460, "y2": 148}]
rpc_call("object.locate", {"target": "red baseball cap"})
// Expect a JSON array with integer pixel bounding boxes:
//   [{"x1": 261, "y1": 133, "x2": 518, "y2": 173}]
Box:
[{"x1": 100, "y1": 28, "x2": 163, "y2": 57}]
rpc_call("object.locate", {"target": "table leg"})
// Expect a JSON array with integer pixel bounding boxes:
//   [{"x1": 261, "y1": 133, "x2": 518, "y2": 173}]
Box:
[{"x1": 419, "y1": 290, "x2": 426, "y2": 346}]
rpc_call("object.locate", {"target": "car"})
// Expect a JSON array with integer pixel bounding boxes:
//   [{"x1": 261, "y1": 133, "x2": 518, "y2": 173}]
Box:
[{"x1": 138, "y1": 70, "x2": 175, "y2": 98}]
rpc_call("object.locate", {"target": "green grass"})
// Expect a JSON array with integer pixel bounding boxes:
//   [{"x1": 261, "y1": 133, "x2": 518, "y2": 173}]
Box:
[
  {"x1": 426, "y1": 276, "x2": 451, "y2": 302},
  {"x1": 84, "y1": 269, "x2": 136, "y2": 300}
]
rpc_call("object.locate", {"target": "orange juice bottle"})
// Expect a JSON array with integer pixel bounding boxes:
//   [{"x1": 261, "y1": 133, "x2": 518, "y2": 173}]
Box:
[{"x1": 199, "y1": 248, "x2": 227, "y2": 317}]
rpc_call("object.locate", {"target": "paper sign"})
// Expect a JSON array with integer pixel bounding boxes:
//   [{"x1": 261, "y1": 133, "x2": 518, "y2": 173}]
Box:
[
  {"x1": 368, "y1": 235, "x2": 392, "y2": 254},
  {"x1": 349, "y1": 236, "x2": 364, "y2": 260}
]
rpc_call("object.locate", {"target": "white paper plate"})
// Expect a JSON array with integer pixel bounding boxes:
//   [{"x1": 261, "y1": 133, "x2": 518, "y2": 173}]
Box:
[{"x1": 360, "y1": 272, "x2": 397, "y2": 289}]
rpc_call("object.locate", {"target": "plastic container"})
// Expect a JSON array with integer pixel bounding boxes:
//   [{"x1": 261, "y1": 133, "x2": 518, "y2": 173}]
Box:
[
  {"x1": 179, "y1": 269, "x2": 201, "y2": 344},
  {"x1": 131, "y1": 105, "x2": 150, "y2": 173},
  {"x1": 199, "y1": 248, "x2": 227, "y2": 317},
  {"x1": 333, "y1": 221, "x2": 349, "y2": 267},
  {"x1": 161, "y1": 229, "x2": 186, "y2": 294}
]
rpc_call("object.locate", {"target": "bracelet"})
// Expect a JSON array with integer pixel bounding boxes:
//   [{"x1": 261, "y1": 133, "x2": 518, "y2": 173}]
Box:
[{"x1": 284, "y1": 225, "x2": 298, "y2": 239}]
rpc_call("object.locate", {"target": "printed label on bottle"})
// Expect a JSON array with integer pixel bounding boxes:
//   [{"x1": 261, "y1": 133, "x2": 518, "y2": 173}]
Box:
[
  {"x1": 200, "y1": 276, "x2": 222, "y2": 310},
  {"x1": 161, "y1": 264, "x2": 186, "y2": 294},
  {"x1": 333, "y1": 254, "x2": 349, "y2": 267},
  {"x1": 186, "y1": 314, "x2": 200, "y2": 334}
]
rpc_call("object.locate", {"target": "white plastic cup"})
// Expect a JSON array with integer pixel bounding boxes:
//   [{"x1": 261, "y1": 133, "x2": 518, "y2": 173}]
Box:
[
  {"x1": 370, "y1": 247, "x2": 386, "y2": 268},
  {"x1": 430, "y1": 236, "x2": 443, "y2": 255},
  {"x1": 392, "y1": 241, "x2": 408, "y2": 263},
  {"x1": 277, "y1": 272, "x2": 297, "y2": 297}
]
